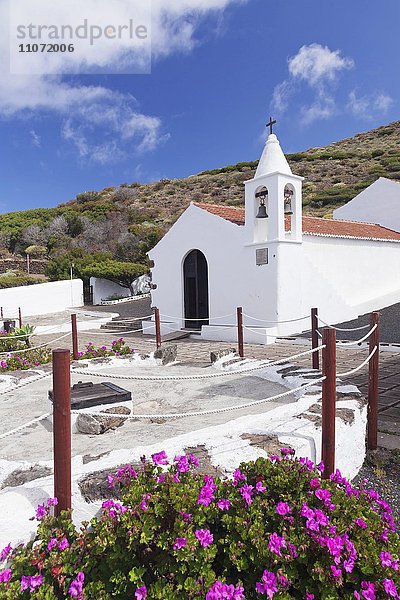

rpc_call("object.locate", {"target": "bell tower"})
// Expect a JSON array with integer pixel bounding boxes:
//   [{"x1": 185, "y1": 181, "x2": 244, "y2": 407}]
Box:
[{"x1": 244, "y1": 118, "x2": 303, "y2": 244}]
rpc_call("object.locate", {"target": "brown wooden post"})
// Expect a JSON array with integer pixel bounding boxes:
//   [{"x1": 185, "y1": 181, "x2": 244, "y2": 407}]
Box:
[
  {"x1": 18, "y1": 307, "x2": 22, "y2": 328},
  {"x1": 237, "y1": 306, "x2": 244, "y2": 358},
  {"x1": 367, "y1": 312, "x2": 380, "y2": 451},
  {"x1": 322, "y1": 327, "x2": 336, "y2": 479},
  {"x1": 311, "y1": 308, "x2": 319, "y2": 370},
  {"x1": 71, "y1": 314, "x2": 79, "y2": 361},
  {"x1": 155, "y1": 308, "x2": 162, "y2": 349},
  {"x1": 52, "y1": 349, "x2": 72, "y2": 516}
]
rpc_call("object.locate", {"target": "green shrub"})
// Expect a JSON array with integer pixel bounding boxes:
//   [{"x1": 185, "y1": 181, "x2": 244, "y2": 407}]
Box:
[
  {"x1": 0, "y1": 272, "x2": 43, "y2": 289},
  {"x1": 0, "y1": 347, "x2": 51, "y2": 371},
  {"x1": 1, "y1": 452, "x2": 399, "y2": 599},
  {"x1": 76, "y1": 191, "x2": 100, "y2": 204}
]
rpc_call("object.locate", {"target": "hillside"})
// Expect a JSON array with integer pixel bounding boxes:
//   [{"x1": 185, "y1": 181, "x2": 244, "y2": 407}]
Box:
[{"x1": 0, "y1": 120, "x2": 399, "y2": 266}]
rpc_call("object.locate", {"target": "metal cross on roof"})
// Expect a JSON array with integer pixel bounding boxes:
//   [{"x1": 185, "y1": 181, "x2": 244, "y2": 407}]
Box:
[{"x1": 266, "y1": 116, "x2": 277, "y2": 135}]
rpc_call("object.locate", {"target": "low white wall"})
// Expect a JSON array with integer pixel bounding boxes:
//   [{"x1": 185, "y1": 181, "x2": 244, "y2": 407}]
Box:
[
  {"x1": 90, "y1": 278, "x2": 130, "y2": 306},
  {"x1": 0, "y1": 279, "x2": 84, "y2": 318},
  {"x1": 91, "y1": 275, "x2": 151, "y2": 305}
]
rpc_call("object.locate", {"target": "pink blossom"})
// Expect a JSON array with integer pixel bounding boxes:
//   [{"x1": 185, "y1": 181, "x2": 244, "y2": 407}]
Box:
[
  {"x1": 360, "y1": 581, "x2": 376, "y2": 600},
  {"x1": 330, "y1": 565, "x2": 342, "y2": 578},
  {"x1": 151, "y1": 451, "x2": 168, "y2": 466},
  {"x1": 355, "y1": 518, "x2": 367, "y2": 529},
  {"x1": 256, "y1": 481, "x2": 266, "y2": 493},
  {"x1": 276, "y1": 502, "x2": 291, "y2": 516},
  {"x1": 383, "y1": 579, "x2": 398, "y2": 598},
  {"x1": 58, "y1": 537, "x2": 70, "y2": 551},
  {"x1": 217, "y1": 499, "x2": 231, "y2": 511},
  {"x1": 20, "y1": 574, "x2": 43, "y2": 592},
  {"x1": 173, "y1": 537, "x2": 187, "y2": 550},
  {"x1": 268, "y1": 532, "x2": 286, "y2": 557},
  {"x1": 206, "y1": 581, "x2": 245, "y2": 600},
  {"x1": 255, "y1": 570, "x2": 278, "y2": 598},
  {"x1": 47, "y1": 538, "x2": 58, "y2": 551},
  {"x1": 0, "y1": 569, "x2": 12, "y2": 583},
  {"x1": 68, "y1": 571, "x2": 84, "y2": 598},
  {"x1": 0, "y1": 544, "x2": 11, "y2": 562},
  {"x1": 239, "y1": 484, "x2": 254, "y2": 506},
  {"x1": 135, "y1": 585, "x2": 147, "y2": 599},
  {"x1": 195, "y1": 529, "x2": 213, "y2": 547}
]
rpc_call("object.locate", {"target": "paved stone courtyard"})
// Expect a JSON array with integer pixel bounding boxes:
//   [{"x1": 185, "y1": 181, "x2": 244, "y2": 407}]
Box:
[{"x1": 30, "y1": 298, "x2": 400, "y2": 450}]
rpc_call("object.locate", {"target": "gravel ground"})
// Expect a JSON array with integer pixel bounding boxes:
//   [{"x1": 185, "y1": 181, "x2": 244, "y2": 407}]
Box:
[{"x1": 353, "y1": 448, "x2": 400, "y2": 527}]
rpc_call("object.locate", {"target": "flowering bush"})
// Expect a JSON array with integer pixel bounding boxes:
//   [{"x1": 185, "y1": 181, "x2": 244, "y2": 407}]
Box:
[
  {"x1": 1, "y1": 451, "x2": 399, "y2": 599},
  {"x1": 0, "y1": 347, "x2": 51, "y2": 371},
  {"x1": 77, "y1": 338, "x2": 134, "y2": 360},
  {"x1": 0, "y1": 338, "x2": 134, "y2": 372}
]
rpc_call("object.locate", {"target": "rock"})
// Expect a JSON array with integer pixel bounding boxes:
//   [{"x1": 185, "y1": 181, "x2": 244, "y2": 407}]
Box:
[
  {"x1": 2, "y1": 465, "x2": 52, "y2": 489},
  {"x1": 241, "y1": 433, "x2": 292, "y2": 456},
  {"x1": 139, "y1": 353, "x2": 150, "y2": 360},
  {"x1": 210, "y1": 348, "x2": 237, "y2": 363},
  {"x1": 79, "y1": 460, "x2": 142, "y2": 502},
  {"x1": 154, "y1": 344, "x2": 177, "y2": 365},
  {"x1": 76, "y1": 406, "x2": 131, "y2": 435}
]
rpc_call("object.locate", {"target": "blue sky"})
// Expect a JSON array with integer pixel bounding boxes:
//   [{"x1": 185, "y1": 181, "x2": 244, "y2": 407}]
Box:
[{"x1": 0, "y1": 0, "x2": 399, "y2": 212}]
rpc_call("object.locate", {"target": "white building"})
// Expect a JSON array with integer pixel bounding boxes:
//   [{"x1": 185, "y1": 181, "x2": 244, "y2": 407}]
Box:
[
  {"x1": 333, "y1": 177, "x2": 400, "y2": 233},
  {"x1": 145, "y1": 133, "x2": 400, "y2": 344}
]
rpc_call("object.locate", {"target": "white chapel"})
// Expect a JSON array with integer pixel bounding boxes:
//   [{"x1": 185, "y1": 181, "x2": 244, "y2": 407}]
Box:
[{"x1": 144, "y1": 127, "x2": 400, "y2": 344}]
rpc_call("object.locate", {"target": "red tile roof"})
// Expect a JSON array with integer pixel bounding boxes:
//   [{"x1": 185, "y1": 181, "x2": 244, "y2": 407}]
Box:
[{"x1": 193, "y1": 202, "x2": 400, "y2": 242}]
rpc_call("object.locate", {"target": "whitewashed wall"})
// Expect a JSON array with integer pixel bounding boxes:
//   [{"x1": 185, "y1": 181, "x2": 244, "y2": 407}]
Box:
[
  {"x1": 90, "y1": 278, "x2": 130, "y2": 306},
  {"x1": 0, "y1": 279, "x2": 84, "y2": 318},
  {"x1": 90, "y1": 275, "x2": 151, "y2": 305},
  {"x1": 333, "y1": 178, "x2": 400, "y2": 233},
  {"x1": 301, "y1": 236, "x2": 400, "y2": 323}
]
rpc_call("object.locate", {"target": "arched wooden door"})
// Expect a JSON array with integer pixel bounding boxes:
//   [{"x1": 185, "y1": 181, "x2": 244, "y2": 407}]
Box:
[{"x1": 183, "y1": 250, "x2": 209, "y2": 329}]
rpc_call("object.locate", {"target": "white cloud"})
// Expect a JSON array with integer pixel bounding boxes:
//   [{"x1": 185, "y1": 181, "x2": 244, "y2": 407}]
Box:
[
  {"x1": 347, "y1": 90, "x2": 394, "y2": 119},
  {"x1": 374, "y1": 93, "x2": 393, "y2": 113},
  {"x1": 300, "y1": 93, "x2": 336, "y2": 126},
  {"x1": 271, "y1": 43, "x2": 354, "y2": 126},
  {"x1": 288, "y1": 43, "x2": 354, "y2": 87},
  {"x1": 30, "y1": 130, "x2": 41, "y2": 148},
  {"x1": 0, "y1": 0, "x2": 246, "y2": 163}
]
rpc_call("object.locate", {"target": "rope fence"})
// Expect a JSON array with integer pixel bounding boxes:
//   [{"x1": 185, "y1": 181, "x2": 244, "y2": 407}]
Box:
[
  {"x1": 71, "y1": 344, "x2": 326, "y2": 382},
  {"x1": 70, "y1": 376, "x2": 326, "y2": 421}
]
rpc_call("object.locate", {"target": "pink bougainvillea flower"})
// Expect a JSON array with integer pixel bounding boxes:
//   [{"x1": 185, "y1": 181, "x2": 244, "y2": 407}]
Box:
[
  {"x1": 58, "y1": 537, "x2": 70, "y2": 551},
  {"x1": 47, "y1": 538, "x2": 58, "y2": 551},
  {"x1": 0, "y1": 569, "x2": 12, "y2": 583},
  {"x1": 255, "y1": 570, "x2": 278, "y2": 598},
  {"x1": 206, "y1": 580, "x2": 245, "y2": 599},
  {"x1": 280, "y1": 447, "x2": 294, "y2": 456},
  {"x1": 276, "y1": 502, "x2": 291, "y2": 516},
  {"x1": 151, "y1": 451, "x2": 168, "y2": 466},
  {"x1": 68, "y1": 571, "x2": 84, "y2": 598},
  {"x1": 355, "y1": 518, "x2": 367, "y2": 529},
  {"x1": 135, "y1": 584, "x2": 147, "y2": 599},
  {"x1": 256, "y1": 481, "x2": 266, "y2": 493},
  {"x1": 268, "y1": 532, "x2": 286, "y2": 557},
  {"x1": 217, "y1": 498, "x2": 231, "y2": 511},
  {"x1": 0, "y1": 544, "x2": 11, "y2": 562},
  {"x1": 360, "y1": 581, "x2": 376, "y2": 600},
  {"x1": 330, "y1": 565, "x2": 342, "y2": 578},
  {"x1": 173, "y1": 537, "x2": 186, "y2": 550},
  {"x1": 239, "y1": 484, "x2": 254, "y2": 506},
  {"x1": 232, "y1": 469, "x2": 246, "y2": 486},
  {"x1": 309, "y1": 478, "x2": 320, "y2": 489},
  {"x1": 20, "y1": 574, "x2": 43, "y2": 592},
  {"x1": 195, "y1": 529, "x2": 213, "y2": 547},
  {"x1": 383, "y1": 579, "x2": 398, "y2": 598}
]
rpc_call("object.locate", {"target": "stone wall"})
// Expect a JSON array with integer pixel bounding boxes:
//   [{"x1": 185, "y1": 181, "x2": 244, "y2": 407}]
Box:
[{"x1": 0, "y1": 258, "x2": 48, "y2": 275}]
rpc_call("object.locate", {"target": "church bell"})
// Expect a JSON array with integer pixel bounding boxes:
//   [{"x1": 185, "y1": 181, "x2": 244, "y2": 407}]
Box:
[{"x1": 256, "y1": 199, "x2": 268, "y2": 219}]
